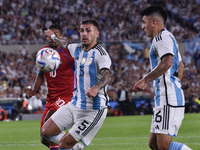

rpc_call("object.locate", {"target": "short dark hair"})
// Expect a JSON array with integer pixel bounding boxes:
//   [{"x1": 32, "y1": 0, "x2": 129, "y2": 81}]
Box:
[
  {"x1": 49, "y1": 24, "x2": 63, "y2": 34},
  {"x1": 140, "y1": 5, "x2": 167, "y2": 23},
  {"x1": 80, "y1": 19, "x2": 99, "y2": 30}
]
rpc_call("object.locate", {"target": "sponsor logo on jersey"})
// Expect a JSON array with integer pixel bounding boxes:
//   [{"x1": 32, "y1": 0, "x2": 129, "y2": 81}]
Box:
[
  {"x1": 75, "y1": 130, "x2": 80, "y2": 135},
  {"x1": 155, "y1": 125, "x2": 159, "y2": 129}
]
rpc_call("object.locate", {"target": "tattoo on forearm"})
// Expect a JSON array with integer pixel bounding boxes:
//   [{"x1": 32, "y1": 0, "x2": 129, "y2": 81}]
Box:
[
  {"x1": 146, "y1": 56, "x2": 171, "y2": 82},
  {"x1": 54, "y1": 36, "x2": 69, "y2": 49},
  {"x1": 95, "y1": 69, "x2": 111, "y2": 89}
]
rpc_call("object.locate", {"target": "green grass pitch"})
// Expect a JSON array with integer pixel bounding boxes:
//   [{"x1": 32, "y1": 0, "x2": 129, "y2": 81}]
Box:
[{"x1": 0, "y1": 113, "x2": 199, "y2": 150}]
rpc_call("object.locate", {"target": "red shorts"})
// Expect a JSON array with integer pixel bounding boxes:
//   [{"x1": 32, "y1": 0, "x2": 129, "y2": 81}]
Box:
[{"x1": 40, "y1": 97, "x2": 71, "y2": 128}]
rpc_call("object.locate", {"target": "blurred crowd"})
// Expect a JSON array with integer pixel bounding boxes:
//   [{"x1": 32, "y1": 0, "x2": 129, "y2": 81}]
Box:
[
  {"x1": 0, "y1": 49, "x2": 48, "y2": 100},
  {"x1": 1, "y1": 0, "x2": 200, "y2": 45},
  {"x1": 0, "y1": 41, "x2": 200, "y2": 116}
]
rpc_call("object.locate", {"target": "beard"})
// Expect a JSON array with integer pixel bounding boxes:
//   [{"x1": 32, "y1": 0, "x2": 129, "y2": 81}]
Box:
[
  {"x1": 49, "y1": 45, "x2": 58, "y2": 49},
  {"x1": 48, "y1": 42, "x2": 58, "y2": 49},
  {"x1": 82, "y1": 43, "x2": 89, "y2": 48}
]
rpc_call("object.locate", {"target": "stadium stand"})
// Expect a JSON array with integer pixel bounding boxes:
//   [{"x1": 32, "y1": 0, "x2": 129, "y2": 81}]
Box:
[{"x1": 0, "y1": 0, "x2": 200, "y2": 44}]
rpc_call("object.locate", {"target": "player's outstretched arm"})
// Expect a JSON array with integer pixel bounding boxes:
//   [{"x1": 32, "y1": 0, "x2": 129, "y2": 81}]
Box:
[
  {"x1": 44, "y1": 29, "x2": 70, "y2": 49},
  {"x1": 26, "y1": 70, "x2": 45, "y2": 99},
  {"x1": 86, "y1": 69, "x2": 111, "y2": 98}
]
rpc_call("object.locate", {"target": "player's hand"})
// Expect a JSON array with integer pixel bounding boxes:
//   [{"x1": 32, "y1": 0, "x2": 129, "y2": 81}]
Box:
[
  {"x1": 132, "y1": 78, "x2": 147, "y2": 92},
  {"x1": 86, "y1": 86, "x2": 99, "y2": 98},
  {"x1": 25, "y1": 86, "x2": 34, "y2": 99},
  {"x1": 44, "y1": 29, "x2": 54, "y2": 37}
]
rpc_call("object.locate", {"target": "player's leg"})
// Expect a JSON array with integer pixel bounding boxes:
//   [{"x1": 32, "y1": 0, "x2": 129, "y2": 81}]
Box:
[
  {"x1": 40, "y1": 107, "x2": 53, "y2": 147},
  {"x1": 59, "y1": 132, "x2": 77, "y2": 149},
  {"x1": 149, "y1": 132, "x2": 192, "y2": 150},
  {"x1": 59, "y1": 132, "x2": 84, "y2": 150},
  {"x1": 151, "y1": 105, "x2": 192, "y2": 150},
  {"x1": 156, "y1": 133, "x2": 172, "y2": 150},
  {"x1": 149, "y1": 133, "x2": 158, "y2": 150},
  {"x1": 42, "y1": 117, "x2": 64, "y2": 141},
  {"x1": 41, "y1": 109, "x2": 59, "y2": 149},
  {"x1": 42, "y1": 103, "x2": 76, "y2": 146},
  {"x1": 63, "y1": 106, "x2": 107, "y2": 149},
  {"x1": 156, "y1": 133, "x2": 192, "y2": 150},
  {"x1": 42, "y1": 103, "x2": 84, "y2": 150},
  {"x1": 167, "y1": 106, "x2": 192, "y2": 150}
]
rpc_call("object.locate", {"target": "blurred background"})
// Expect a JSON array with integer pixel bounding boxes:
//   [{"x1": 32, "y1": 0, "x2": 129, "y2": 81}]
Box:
[{"x1": 0, "y1": 0, "x2": 200, "y2": 121}]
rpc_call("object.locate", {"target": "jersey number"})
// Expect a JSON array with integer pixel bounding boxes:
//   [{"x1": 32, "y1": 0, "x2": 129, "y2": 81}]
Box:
[
  {"x1": 55, "y1": 98, "x2": 66, "y2": 108},
  {"x1": 78, "y1": 120, "x2": 89, "y2": 131},
  {"x1": 155, "y1": 110, "x2": 162, "y2": 122},
  {"x1": 80, "y1": 67, "x2": 84, "y2": 77},
  {"x1": 50, "y1": 70, "x2": 56, "y2": 77}
]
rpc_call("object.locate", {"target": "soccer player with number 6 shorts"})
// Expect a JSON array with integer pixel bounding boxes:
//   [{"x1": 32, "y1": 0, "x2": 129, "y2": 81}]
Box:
[
  {"x1": 132, "y1": 5, "x2": 192, "y2": 150},
  {"x1": 26, "y1": 24, "x2": 78, "y2": 150}
]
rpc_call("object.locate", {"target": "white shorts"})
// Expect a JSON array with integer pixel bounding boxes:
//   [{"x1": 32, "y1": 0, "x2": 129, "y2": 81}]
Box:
[
  {"x1": 51, "y1": 102, "x2": 107, "y2": 146},
  {"x1": 150, "y1": 105, "x2": 185, "y2": 136}
]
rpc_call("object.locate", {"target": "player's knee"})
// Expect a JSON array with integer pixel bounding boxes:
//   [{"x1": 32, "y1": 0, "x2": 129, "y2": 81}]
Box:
[
  {"x1": 59, "y1": 135, "x2": 76, "y2": 149},
  {"x1": 41, "y1": 127, "x2": 50, "y2": 139},
  {"x1": 149, "y1": 142, "x2": 157, "y2": 150}
]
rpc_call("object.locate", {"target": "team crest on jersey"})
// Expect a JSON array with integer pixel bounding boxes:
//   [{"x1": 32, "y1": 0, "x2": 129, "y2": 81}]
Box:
[
  {"x1": 88, "y1": 57, "x2": 93, "y2": 65},
  {"x1": 81, "y1": 58, "x2": 86, "y2": 65}
]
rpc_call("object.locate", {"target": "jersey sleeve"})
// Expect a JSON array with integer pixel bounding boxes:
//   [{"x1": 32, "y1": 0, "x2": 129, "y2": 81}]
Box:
[
  {"x1": 178, "y1": 50, "x2": 182, "y2": 62},
  {"x1": 154, "y1": 34, "x2": 174, "y2": 59},
  {"x1": 67, "y1": 43, "x2": 80, "y2": 58},
  {"x1": 95, "y1": 49, "x2": 111, "y2": 71}
]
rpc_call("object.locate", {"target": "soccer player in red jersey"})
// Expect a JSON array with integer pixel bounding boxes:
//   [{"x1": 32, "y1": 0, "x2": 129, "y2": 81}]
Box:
[{"x1": 26, "y1": 24, "x2": 75, "y2": 150}]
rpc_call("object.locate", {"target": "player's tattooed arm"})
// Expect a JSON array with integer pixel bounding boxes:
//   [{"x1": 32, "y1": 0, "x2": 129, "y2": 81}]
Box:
[
  {"x1": 94, "y1": 69, "x2": 111, "y2": 90},
  {"x1": 54, "y1": 36, "x2": 69, "y2": 49},
  {"x1": 44, "y1": 29, "x2": 70, "y2": 49},
  {"x1": 86, "y1": 68, "x2": 111, "y2": 98},
  {"x1": 144, "y1": 54, "x2": 173, "y2": 83}
]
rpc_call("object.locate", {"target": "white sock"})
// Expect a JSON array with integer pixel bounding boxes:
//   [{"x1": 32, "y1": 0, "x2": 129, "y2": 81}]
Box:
[
  {"x1": 48, "y1": 131, "x2": 66, "y2": 144},
  {"x1": 181, "y1": 145, "x2": 192, "y2": 150},
  {"x1": 169, "y1": 141, "x2": 192, "y2": 150},
  {"x1": 72, "y1": 143, "x2": 84, "y2": 150}
]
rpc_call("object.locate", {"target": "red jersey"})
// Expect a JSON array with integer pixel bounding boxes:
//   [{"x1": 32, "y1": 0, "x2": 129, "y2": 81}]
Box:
[{"x1": 42, "y1": 46, "x2": 75, "y2": 103}]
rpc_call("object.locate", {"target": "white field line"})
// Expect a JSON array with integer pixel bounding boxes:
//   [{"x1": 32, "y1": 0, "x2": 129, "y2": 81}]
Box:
[
  {"x1": 93, "y1": 135, "x2": 200, "y2": 141},
  {"x1": 1, "y1": 143, "x2": 200, "y2": 147},
  {"x1": 90, "y1": 143, "x2": 200, "y2": 146},
  {"x1": 0, "y1": 136, "x2": 200, "y2": 147}
]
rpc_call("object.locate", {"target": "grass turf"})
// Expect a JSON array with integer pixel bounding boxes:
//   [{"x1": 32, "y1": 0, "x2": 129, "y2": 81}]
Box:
[{"x1": 0, "y1": 113, "x2": 199, "y2": 150}]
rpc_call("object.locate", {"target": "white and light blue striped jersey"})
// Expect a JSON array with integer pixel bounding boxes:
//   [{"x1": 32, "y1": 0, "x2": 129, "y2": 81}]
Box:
[
  {"x1": 67, "y1": 43, "x2": 111, "y2": 110},
  {"x1": 149, "y1": 28, "x2": 185, "y2": 107}
]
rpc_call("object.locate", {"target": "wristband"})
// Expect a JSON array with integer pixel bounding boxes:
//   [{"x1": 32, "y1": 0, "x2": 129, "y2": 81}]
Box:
[{"x1": 51, "y1": 34, "x2": 56, "y2": 40}]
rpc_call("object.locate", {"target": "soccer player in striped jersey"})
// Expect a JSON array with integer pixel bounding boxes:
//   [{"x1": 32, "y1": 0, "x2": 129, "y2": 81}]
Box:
[
  {"x1": 42, "y1": 19, "x2": 112, "y2": 150},
  {"x1": 133, "y1": 6, "x2": 192, "y2": 150}
]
